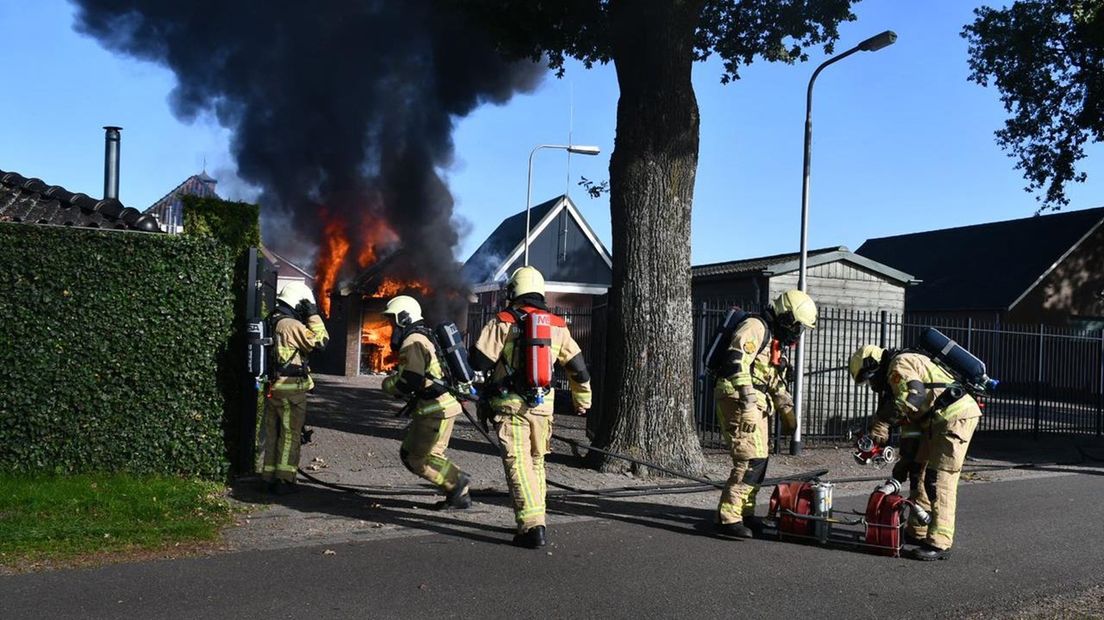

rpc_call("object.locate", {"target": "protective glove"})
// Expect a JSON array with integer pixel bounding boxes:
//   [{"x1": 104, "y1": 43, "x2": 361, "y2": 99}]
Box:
[
  {"x1": 382, "y1": 373, "x2": 400, "y2": 397},
  {"x1": 733, "y1": 385, "x2": 758, "y2": 432},
  {"x1": 778, "y1": 403, "x2": 797, "y2": 435},
  {"x1": 868, "y1": 419, "x2": 891, "y2": 446}
]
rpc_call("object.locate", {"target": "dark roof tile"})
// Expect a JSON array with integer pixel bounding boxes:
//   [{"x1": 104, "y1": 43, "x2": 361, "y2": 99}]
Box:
[
  {"x1": 0, "y1": 167, "x2": 162, "y2": 232},
  {"x1": 856, "y1": 206, "x2": 1104, "y2": 311},
  {"x1": 462, "y1": 195, "x2": 562, "y2": 283}
]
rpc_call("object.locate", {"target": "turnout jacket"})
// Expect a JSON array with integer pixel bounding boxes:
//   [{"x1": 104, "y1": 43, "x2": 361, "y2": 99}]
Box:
[
  {"x1": 271, "y1": 314, "x2": 329, "y2": 395},
  {"x1": 383, "y1": 329, "x2": 461, "y2": 419},
  {"x1": 714, "y1": 317, "x2": 793, "y2": 419},
  {"x1": 872, "y1": 352, "x2": 982, "y2": 430}
]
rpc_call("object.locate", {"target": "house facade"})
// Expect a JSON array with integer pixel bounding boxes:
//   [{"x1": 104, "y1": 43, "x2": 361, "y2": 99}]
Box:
[{"x1": 462, "y1": 195, "x2": 612, "y2": 311}]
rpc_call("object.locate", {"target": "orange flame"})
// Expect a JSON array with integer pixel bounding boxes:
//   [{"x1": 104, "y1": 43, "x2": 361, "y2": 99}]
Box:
[
  {"x1": 361, "y1": 314, "x2": 395, "y2": 373},
  {"x1": 315, "y1": 211, "x2": 350, "y2": 317}
]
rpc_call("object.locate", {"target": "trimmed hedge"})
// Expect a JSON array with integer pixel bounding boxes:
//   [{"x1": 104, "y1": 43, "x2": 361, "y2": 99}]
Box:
[{"x1": 0, "y1": 223, "x2": 235, "y2": 478}]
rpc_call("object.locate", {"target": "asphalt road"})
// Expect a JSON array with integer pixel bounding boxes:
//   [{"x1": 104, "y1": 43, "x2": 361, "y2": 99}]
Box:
[{"x1": 2, "y1": 472, "x2": 1103, "y2": 619}]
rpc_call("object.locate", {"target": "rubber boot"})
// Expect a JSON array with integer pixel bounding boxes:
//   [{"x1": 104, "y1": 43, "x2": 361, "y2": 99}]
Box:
[
  {"x1": 715, "y1": 522, "x2": 754, "y2": 539},
  {"x1": 445, "y1": 473, "x2": 472, "y2": 509},
  {"x1": 910, "y1": 542, "x2": 949, "y2": 561},
  {"x1": 512, "y1": 525, "x2": 547, "y2": 549}
]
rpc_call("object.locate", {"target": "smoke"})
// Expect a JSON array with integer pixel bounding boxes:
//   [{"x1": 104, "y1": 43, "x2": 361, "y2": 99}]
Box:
[{"x1": 71, "y1": 0, "x2": 543, "y2": 315}]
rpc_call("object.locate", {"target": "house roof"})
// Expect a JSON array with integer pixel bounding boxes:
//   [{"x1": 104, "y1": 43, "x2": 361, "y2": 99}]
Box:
[
  {"x1": 462, "y1": 195, "x2": 612, "y2": 284},
  {"x1": 145, "y1": 172, "x2": 219, "y2": 214},
  {"x1": 856, "y1": 206, "x2": 1104, "y2": 312},
  {"x1": 0, "y1": 168, "x2": 160, "y2": 232},
  {"x1": 692, "y1": 246, "x2": 917, "y2": 285}
]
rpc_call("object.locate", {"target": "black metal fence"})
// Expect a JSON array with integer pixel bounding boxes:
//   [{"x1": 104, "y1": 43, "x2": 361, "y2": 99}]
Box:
[{"x1": 467, "y1": 302, "x2": 1104, "y2": 445}]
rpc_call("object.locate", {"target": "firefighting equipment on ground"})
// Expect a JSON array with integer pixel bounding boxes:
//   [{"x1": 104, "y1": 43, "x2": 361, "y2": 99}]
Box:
[
  {"x1": 260, "y1": 282, "x2": 329, "y2": 493},
  {"x1": 705, "y1": 291, "x2": 817, "y2": 531},
  {"x1": 469, "y1": 266, "x2": 592, "y2": 546},
  {"x1": 381, "y1": 295, "x2": 471, "y2": 509}
]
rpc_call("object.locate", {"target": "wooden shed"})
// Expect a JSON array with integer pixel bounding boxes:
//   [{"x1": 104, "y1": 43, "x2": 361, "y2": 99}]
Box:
[{"x1": 691, "y1": 246, "x2": 917, "y2": 312}]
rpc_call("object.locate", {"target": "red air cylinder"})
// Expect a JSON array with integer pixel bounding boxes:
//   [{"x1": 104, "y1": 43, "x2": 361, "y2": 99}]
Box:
[{"x1": 522, "y1": 310, "x2": 554, "y2": 390}]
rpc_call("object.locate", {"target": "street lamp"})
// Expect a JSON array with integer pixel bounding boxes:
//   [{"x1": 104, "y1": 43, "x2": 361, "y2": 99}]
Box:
[
  {"x1": 791, "y1": 30, "x2": 897, "y2": 456},
  {"x1": 525, "y1": 144, "x2": 602, "y2": 265}
]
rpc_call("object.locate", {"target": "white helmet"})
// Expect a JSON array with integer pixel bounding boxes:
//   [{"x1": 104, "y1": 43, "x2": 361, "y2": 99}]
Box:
[
  {"x1": 277, "y1": 281, "x2": 316, "y2": 308},
  {"x1": 382, "y1": 295, "x2": 423, "y2": 328}
]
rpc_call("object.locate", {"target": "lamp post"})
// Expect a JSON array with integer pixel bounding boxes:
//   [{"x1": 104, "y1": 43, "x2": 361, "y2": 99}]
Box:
[
  {"x1": 525, "y1": 144, "x2": 601, "y2": 265},
  {"x1": 791, "y1": 30, "x2": 897, "y2": 456}
]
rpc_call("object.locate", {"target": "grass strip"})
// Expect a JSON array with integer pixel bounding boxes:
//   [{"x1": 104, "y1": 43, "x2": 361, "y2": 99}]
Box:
[{"x1": 0, "y1": 473, "x2": 233, "y2": 565}]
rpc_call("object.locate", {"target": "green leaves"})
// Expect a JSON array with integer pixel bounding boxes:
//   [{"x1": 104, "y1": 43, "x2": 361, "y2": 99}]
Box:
[
  {"x1": 0, "y1": 223, "x2": 239, "y2": 479},
  {"x1": 963, "y1": 1, "x2": 1104, "y2": 210}
]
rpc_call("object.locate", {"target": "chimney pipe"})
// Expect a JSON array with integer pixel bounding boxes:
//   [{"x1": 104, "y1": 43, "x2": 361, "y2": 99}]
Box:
[{"x1": 103, "y1": 126, "x2": 122, "y2": 200}]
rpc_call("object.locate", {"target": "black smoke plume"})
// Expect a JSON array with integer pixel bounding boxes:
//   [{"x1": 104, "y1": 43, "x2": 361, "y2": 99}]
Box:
[{"x1": 71, "y1": 0, "x2": 543, "y2": 315}]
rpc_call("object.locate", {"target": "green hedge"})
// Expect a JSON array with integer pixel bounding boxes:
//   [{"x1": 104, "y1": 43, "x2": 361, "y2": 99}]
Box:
[
  {"x1": 0, "y1": 223, "x2": 236, "y2": 478},
  {"x1": 184, "y1": 196, "x2": 261, "y2": 473}
]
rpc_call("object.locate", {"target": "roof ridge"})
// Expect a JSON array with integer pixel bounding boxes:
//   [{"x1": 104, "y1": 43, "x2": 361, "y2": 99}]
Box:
[
  {"x1": 692, "y1": 246, "x2": 846, "y2": 269},
  {"x1": 864, "y1": 205, "x2": 1104, "y2": 242},
  {"x1": 144, "y1": 172, "x2": 219, "y2": 213}
]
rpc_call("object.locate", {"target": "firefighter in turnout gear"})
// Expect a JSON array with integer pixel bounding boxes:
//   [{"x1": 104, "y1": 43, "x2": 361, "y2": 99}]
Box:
[
  {"x1": 381, "y1": 295, "x2": 471, "y2": 510},
  {"x1": 262, "y1": 281, "x2": 329, "y2": 495},
  {"x1": 470, "y1": 266, "x2": 592, "y2": 548},
  {"x1": 849, "y1": 344, "x2": 982, "y2": 560},
  {"x1": 713, "y1": 290, "x2": 817, "y2": 539}
]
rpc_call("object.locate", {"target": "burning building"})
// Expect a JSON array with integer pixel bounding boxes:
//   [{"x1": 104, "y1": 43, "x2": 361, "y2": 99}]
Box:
[{"x1": 70, "y1": 1, "x2": 545, "y2": 378}]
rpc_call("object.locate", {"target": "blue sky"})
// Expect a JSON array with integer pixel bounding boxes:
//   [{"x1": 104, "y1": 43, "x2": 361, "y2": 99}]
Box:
[{"x1": 1, "y1": 0, "x2": 1101, "y2": 267}]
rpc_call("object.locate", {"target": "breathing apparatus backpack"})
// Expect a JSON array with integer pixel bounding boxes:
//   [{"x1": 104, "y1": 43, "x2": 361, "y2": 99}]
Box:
[
  {"x1": 915, "y1": 327, "x2": 999, "y2": 396},
  {"x1": 703, "y1": 307, "x2": 771, "y2": 376},
  {"x1": 433, "y1": 321, "x2": 477, "y2": 393},
  {"x1": 498, "y1": 306, "x2": 561, "y2": 404},
  {"x1": 260, "y1": 307, "x2": 310, "y2": 384}
]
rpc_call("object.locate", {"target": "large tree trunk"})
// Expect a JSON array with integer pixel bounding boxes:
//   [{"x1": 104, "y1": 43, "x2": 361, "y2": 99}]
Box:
[{"x1": 594, "y1": 0, "x2": 706, "y2": 476}]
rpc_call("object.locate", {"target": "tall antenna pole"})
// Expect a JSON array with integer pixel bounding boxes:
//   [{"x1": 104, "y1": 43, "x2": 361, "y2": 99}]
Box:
[{"x1": 566, "y1": 81, "x2": 574, "y2": 197}]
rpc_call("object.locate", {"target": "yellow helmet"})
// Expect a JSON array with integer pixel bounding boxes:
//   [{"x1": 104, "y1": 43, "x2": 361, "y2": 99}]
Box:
[
  {"x1": 849, "y1": 344, "x2": 884, "y2": 384},
  {"x1": 773, "y1": 289, "x2": 817, "y2": 329},
  {"x1": 277, "y1": 281, "x2": 316, "y2": 308},
  {"x1": 382, "y1": 295, "x2": 423, "y2": 327},
  {"x1": 506, "y1": 265, "x2": 545, "y2": 300}
]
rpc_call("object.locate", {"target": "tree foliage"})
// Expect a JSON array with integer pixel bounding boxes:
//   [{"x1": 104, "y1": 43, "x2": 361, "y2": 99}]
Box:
[
  {"x1": 456, "y1": 0, "x2": 858, "y2": 82},
  {"x1": 963, "y1": 1, "x2": 1104, "y2": 210}
]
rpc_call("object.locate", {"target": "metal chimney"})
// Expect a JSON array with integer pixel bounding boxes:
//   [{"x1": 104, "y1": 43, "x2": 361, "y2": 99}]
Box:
[{"x1": 103, "y1": 126, "x2": 122, "y2": 200}]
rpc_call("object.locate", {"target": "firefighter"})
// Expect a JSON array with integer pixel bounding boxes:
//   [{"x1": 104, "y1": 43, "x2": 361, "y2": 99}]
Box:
[
  {"x1": 262, "y1": 281, "x2": 329, "y2": 495},
  {"x1": 849, "y1": 344, "x2": 982, "y2": 560},
  {"x1": 381, "y1": 295, "x2": 471, "y2": 510},
  {"x1": 853, "y1": 345, "x2": 932, "y2": 547},
  {"x1": 469, "y1": 266, "x2": 591, "y2": 549},
  {"x1": 714, "y1": 290, "x2": 818, "y2": 539}
]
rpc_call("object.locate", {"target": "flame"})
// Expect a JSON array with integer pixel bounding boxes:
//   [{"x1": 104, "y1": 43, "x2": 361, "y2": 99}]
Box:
[
  {"x1": 315, "y1": 210, "x2": 350, "y2": 317},
  {"x1": 357, "y1": 220, "x2": 398, "y2": 269},
  {"x1": 361, "y1": 314, "x2": 395, "y2": 373},
  {"x1": 376, "y1": 277, "x2": 431, "y2": 299}
]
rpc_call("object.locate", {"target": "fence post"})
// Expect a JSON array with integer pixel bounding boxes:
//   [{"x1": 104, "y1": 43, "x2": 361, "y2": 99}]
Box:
[
  {"x1": 1034, "y1": 324, "x2": 1044, "y2": 440},
  {"x1": 1098, "y1": 329, "x2": 1103, "y2": 437},
  {"x1": 878, "y1": 310, "x2": 888, "y2": 348}
]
